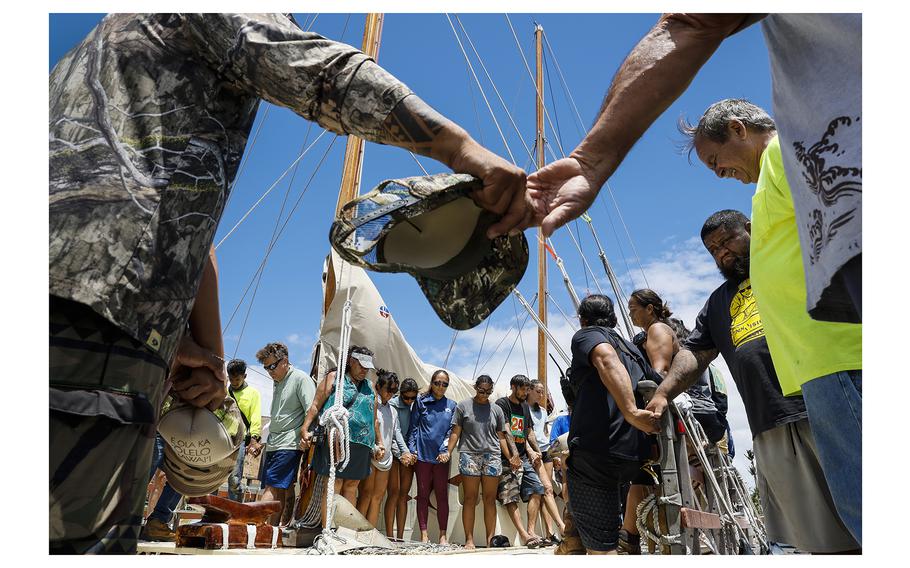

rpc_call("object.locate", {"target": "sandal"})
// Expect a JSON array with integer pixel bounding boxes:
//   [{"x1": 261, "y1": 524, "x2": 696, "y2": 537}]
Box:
[{"x1": 526, "y1": 536, "x2": 545, "y2": 549}]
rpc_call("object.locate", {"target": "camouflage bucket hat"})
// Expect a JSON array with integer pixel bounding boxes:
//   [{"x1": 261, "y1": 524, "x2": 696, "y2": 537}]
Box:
[{"x1": 330, "y1": 173, "x2": 529, "y2": 330}]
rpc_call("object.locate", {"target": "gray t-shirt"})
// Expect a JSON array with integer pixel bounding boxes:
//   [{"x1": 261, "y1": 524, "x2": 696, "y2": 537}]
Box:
[
  {"x1": 452, "y1": 399, "x2": 507, "y2": 454},
  {"x1": 761, "y1": 14, "x2": 861, "y2": 322}
]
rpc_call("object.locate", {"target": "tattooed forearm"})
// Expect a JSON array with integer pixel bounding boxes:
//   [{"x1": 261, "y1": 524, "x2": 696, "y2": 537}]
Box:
[
  {"x1": 379, "y1": 94, "x2": 464, "y2": 163},
  {"x1": 658, "y1": 348, "x2": 718, "y2": 400}
]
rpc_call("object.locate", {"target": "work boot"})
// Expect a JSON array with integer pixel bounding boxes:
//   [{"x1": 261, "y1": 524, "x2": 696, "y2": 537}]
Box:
[
  {"x1": 555, "y1": 508, "x2": 585, "y2": 555},
  {"x1": 139, "y1": 518, "x2": 176, "y2": 542},
  {"x1": 617, "y1": 529, "x2": 641, "y2": 555}
]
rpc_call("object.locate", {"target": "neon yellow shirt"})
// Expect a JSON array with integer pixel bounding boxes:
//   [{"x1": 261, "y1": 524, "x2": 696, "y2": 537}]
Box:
[
  {"x1": 750, "y1": 135, "x2": 862, "y2": 396},
  {"x1": 230, "y1": 383, "x2": 262, "y2": 439}
]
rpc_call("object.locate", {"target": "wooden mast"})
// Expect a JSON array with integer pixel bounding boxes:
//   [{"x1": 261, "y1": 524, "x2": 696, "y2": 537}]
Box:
[
  {"x1": 535, "y1": 25, "x2": 547, "y2": 396},
  {"x1": 324, "y1": 13, "x2": 385, "y2": 317}
]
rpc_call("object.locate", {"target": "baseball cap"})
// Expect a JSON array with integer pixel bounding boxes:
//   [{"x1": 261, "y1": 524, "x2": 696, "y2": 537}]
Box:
[
  {"x1": 330, "y1": 173, "x2": 528, "y2": 330},
  {"x1": 350, "y1": 352, "x2": 375, "y2": 369}
]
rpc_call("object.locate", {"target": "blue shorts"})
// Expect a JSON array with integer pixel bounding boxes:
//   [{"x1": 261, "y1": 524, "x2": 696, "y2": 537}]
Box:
[
  {"x1": 262, "y1": 450, "x2": 303, "y2": 489},
  {"x1": 459, "y1": 451, "x2": 502, "y2": 477}
]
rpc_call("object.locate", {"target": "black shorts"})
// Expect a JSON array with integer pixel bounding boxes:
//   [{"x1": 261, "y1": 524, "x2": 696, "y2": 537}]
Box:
[
  {"x1": 567, "y1": 450, "x2": 642, "y2": 552},
  {"x1": 313, "y1": 442, "x2": 371, "y2": 480}
]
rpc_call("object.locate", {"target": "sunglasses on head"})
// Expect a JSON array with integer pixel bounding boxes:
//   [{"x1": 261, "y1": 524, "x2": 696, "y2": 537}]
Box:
[
  {"x1": 263, "y1": 358, "x2": 284, "y2": 371},
  {"x1": 433, "y1": 381, "x2": 449, "y2": 388}
]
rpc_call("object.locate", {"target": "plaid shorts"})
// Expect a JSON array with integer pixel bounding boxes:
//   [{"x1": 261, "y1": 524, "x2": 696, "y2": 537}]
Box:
[{"x1": 458, "y1": 451, "x2": 502, "y2": 477}]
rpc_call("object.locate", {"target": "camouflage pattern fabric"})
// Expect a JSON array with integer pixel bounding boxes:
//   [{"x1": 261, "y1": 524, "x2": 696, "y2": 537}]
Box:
[
  {"x1": 50, "y1": 297, "x2": 166, "y2": 554},
  {"x1": 50, "y1": 411, "x2": 154, "y2": 554},
  {"x1": 49, "y1": 13, "x2": 413, "y2": 364},
  {"x1": 330, "y1": 173, "x2": 529, "y2": 330}
]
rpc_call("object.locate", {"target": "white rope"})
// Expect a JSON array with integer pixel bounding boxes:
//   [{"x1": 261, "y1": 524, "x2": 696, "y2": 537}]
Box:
[{"x1": 312, "y1": 262, "x2": 356, "y2": 554}]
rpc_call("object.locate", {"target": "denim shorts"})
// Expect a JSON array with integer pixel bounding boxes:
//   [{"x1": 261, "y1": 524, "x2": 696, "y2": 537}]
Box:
[{"x1": 458, "y1": 451, "x2": 502, "y2": 477}]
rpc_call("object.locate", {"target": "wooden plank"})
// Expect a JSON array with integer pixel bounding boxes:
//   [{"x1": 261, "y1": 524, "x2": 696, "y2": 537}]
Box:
[{"x1": 680, "y1": 507, "x2": 722, "y2": 530}]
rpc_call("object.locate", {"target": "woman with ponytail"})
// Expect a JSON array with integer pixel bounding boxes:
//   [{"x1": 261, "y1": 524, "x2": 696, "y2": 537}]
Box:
[{"x1": 627, "y1": 289, "x2": 679, "y2": 376}]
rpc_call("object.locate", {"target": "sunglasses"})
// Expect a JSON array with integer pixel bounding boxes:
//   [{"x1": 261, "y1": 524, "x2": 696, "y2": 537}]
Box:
[
  {"x1": 475, "y1": 388, "x2": 493, "y2": 395},
  {"x1": 401, "y1": 394, "x2": 417, "y2": 403},
  {"x1": 432, "y1": 381, "x2": 449, "y2": 388},
  {"x1": 385, "y1": 386, "x2": 399, "y2": 394},
  {"x1": 263, "y1": 358, "x2": 284, "y2": 371}
]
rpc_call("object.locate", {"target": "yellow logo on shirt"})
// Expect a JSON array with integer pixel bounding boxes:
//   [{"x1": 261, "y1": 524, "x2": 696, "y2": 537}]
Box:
[{"x1": 729, "y1": 279, "x2": 765, "y2": 348}]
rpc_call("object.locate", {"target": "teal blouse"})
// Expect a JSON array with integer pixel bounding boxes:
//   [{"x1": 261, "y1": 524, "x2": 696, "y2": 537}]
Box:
[{"x1": 320, "y1": 373, "x2": 376, "y2": 448}]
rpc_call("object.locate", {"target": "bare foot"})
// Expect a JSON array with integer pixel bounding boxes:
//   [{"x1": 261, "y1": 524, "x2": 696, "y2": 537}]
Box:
[
  {"x1": 439, "y1": 535, "x2": 448, "y2": 545},
  {"x1": 464, "y1": 541, "x2": 475, "y2": 550},
  {"x1": 420, "y1": 530, "x2": 429, "y2": 543}
]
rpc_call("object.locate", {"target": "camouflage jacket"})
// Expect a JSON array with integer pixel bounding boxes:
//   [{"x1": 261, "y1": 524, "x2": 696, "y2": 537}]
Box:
[{"x1": 49, "y1": 14, "x2": 412, "y2": 364}]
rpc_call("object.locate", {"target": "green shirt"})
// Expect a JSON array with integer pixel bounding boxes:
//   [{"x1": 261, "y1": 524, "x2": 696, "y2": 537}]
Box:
[
  {"x1": 267, "y1": 366, "x2": 316, "y2": 451},
  {"x1": 750, "y1": 136, "x2": 862, "y2": 396}
]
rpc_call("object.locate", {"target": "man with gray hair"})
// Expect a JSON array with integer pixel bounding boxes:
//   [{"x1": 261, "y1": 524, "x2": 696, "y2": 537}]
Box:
[
  {"x1": 675, "y1": 99, "x2": 862, "y2": 545},
  {"x1": 255, "y1": 342, "x2": 316, "y2": 526}
]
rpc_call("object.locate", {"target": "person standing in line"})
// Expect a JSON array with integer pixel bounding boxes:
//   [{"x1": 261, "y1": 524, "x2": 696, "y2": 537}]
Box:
[
  {"x1": 565, "y1": 295, "x2": 659, "y2": 555},
  {"x1": 527, "y1": 379, "x2": 566, "y2": 544},
  {"x1": 363, "y1": 370, "x2": 407, "y2": 528},
  {"x1": 226, "y1": 359, "x2": 263, "y2": 502},
  {"x1": 678, "y1": 99, "x2": 863, "y2": 543},
  {"x1": 495, "y1": 375, "x2": 548, "y2": 548},
  {"x1": 255, "y1": 342, "x2": 316, "y2": 526},
  {"x1": 386, "y1": 378, "x2": 419, "y2": 539},
  {"x1": 300, "y1": 346, "x2": 381, "y2": 527},
  {"x1": 646, "y1": 209, "x2": 859, "y2": 553},
  {"x1": 443, "y1": 375, "x2": 509, "y2": 549},
  {"x1": 407, "y1": 370, "x2": 456, "y2": 544}
]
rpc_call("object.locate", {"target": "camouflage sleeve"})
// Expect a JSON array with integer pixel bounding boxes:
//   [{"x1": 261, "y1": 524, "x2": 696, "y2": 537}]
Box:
[{"x1": 182, "y1": 13, "x2": 413, "y2": 140}]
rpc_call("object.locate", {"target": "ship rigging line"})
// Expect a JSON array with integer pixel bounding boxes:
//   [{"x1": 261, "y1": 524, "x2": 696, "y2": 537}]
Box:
[
  {"x1": 222, "y1": 134, "x2": 339, "y2": 336},
  {"x1": 230, "y1": 123, "x2": 317, "y2": 357},
  {"x1": 478, "y1": 293, "x2": 538, "y2": 373},
  {"x1": 214, "y1": 128, "x2": 330, "y2": 250}
]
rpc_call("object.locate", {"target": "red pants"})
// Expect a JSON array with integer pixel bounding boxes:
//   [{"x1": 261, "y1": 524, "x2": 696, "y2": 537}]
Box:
[{"x1": 415, "y1": 460, "x2": 449, "y2": 532}]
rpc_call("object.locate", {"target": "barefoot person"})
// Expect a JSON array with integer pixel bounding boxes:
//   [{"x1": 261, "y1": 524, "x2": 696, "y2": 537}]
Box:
[
  {"x1": 386, "y1": 379, "x2": 419, "y2": 539},
  {"x1": 363, "y1": 370, "x2": 406, "y2": 528},
  {"x1": 407, "y1": 371, "x2": 456, "y2": 544},
  {"x1": 444, "y1": 375, "x2": 508, "y2": 549}
]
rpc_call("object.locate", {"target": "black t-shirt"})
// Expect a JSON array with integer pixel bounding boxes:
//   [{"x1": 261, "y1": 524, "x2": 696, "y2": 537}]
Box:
[
  {"x1": 566, "y1": 326, "x2": 649, "y2": 461},
  {"x1": 495, "y1": 397, "x2": 534, "y2": 457},
  {"x1": 684, "y1": 278, "x2": 807, "y2": 438}
]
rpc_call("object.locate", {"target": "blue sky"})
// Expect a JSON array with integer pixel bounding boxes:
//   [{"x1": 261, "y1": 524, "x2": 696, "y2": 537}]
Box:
[{"x1": 50, "y1": 13, "x2": 771, "y2": 479}]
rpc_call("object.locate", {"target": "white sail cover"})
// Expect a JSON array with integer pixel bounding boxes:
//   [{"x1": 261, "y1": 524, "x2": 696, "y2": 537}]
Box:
[{"x1": 315, "y1": 250, "x2": 475, "y2": 401}]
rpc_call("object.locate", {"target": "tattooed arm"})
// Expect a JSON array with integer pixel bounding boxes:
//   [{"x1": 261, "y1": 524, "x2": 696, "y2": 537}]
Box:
[
  {"x1": 645, "y1": 348, "x2": 719, "y2": 420},
  {"x1": 379, "y1": 94, "x2": 529, "y2": 237},
  {"x1": 185, "y1": 14, "x2": 530, "y2": 237}
]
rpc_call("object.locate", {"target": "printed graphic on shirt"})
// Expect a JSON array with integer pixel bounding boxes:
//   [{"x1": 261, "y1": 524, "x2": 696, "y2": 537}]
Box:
[
  {"x1": 792, "y1": 116, "x2": 862, "y2": 266},
  {"x1": 729, "y1": 279, "x2": 765, "y2": 348},
  {"x1": 509, "y1": 412, "x2": 526, "y2": 445}
]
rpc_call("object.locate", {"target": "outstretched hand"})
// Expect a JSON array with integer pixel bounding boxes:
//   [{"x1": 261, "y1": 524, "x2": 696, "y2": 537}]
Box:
[
  {"x1": 527, "y1": 156, "x2": 602, "y2": 237},
  {"x1": 448, "y1": 139, "x2": 532, "y2": 238}
]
